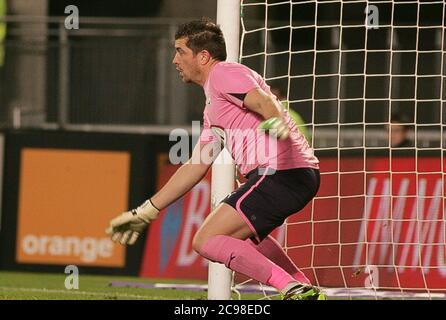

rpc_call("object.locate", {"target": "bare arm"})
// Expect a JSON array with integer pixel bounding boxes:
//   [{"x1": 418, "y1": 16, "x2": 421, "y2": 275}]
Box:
[
  {"x1": 150, "y1": 141, "x2": 220, "y2": 210},
  {"x1": 106, "y1": 141, "x2": 221, "y2": 245},
  {"x1": 243, "y1": 87, "x2": 284, "y2": 120},
  {"x1": 243, "y1": 87, "x2": 290, "y2": 139}
]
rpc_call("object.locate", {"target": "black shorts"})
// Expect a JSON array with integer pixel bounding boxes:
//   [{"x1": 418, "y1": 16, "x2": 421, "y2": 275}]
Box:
[{"x1": 222, "y1": 167, "x2": 320, "y2": 242}]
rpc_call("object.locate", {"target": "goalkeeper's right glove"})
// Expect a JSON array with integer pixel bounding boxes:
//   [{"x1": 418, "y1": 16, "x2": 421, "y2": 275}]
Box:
[
  {"x1": 105, "y1": 199, "x2": 160, "y2": 245},
  {"x1": 258, "y1": 117, "x2": 290, "y2": 140}
]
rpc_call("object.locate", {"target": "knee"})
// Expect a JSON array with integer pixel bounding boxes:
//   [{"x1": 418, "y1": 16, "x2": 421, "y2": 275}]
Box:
[
  {"x1": 192, "y1": 233, "x2": 226, "y2": 259},
  {"x1": 192, "y1": 233, "x2": 206, "y2": 255}
]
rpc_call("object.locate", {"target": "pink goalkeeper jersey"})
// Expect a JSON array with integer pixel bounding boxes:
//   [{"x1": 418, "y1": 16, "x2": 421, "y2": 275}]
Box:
[{"x1": 200, "y1": 61, "x2": 319, "y2": 176}]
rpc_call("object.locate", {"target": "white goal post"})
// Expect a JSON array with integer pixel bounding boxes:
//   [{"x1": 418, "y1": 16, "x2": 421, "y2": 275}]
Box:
[
  {"x1": 207, "y1": 0, "x2": 241, "y2": 300},
  {"x1": 210, "y1": 0, "x2": 446, "y2": 300}
]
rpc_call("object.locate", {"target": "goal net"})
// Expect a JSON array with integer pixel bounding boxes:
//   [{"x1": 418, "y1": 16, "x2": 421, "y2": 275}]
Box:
[{"x1": 238, "y1": 0, "x2": 446, "y2": 299}]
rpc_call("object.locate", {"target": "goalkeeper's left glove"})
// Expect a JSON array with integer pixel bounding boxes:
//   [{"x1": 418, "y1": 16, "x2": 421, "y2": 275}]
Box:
[
  {"x1": 258, "y1": 116, "x2": 290, "y2": 140},
  {"x1": 105, "y1": 199, "x2": 159, "y2": 245}
]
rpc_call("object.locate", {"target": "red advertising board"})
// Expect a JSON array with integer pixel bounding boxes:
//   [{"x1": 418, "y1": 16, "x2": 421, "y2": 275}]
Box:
[
  {"x1": 140, "y1": 155, "x2": 211, "y2": 279},
  {"x1": 140, "y1": 154, "x2": 446, "y2": 291},
  {"x1": 287, "y1": 155, "x2": 446, "y2": 291}
]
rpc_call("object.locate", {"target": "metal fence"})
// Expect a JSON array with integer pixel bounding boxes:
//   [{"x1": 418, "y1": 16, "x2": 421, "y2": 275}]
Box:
[{"x1": 0, "y1": 16, "x2": 205, "y2": 130}]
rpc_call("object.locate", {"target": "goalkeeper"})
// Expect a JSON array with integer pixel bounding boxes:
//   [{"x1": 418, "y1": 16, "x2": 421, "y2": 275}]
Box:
[{"x1": 106, "y1": 18, "x2": 324, "y2": 300}]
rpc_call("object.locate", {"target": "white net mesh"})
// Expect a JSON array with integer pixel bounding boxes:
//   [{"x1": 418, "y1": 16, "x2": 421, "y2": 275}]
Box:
[{"x1": 239, "y1": 0, "x2": 445, "y2": 299}]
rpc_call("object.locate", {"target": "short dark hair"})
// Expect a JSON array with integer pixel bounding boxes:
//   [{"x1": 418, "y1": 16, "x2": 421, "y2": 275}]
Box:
[
  {"x1": 175, "y1": 18, "x2": 227, "y2": 61},
  {"x1": 391, "y1": 112, "x2": 412, "y2": 131}
]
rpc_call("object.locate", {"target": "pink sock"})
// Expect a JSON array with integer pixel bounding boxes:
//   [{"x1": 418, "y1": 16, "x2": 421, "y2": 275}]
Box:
[
  {"x1": 199, "y1": 235, "x2": 295, "y2": 291},
  {"x1": 247, "y1": 236, "x2": 310, "y2": 285}
]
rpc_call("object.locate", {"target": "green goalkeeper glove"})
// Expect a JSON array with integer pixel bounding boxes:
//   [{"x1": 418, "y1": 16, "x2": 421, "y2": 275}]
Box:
[
  {"x1": 105, "y1": 199, "x2": 160, "y2": 245},
  {"x1": 258, "y1": 117, "x2": 290, "y2": 140}
]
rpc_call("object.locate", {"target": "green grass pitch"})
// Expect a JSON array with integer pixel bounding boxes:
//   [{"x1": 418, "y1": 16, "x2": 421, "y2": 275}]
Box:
[{"x1": 0, "y1": 271, "x2": 265, "y2": 300}]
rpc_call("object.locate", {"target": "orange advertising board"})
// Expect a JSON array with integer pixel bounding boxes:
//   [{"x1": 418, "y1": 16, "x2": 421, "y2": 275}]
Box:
[{"x1": 16, "y1": 148, "x2": 129, "y2": 267}]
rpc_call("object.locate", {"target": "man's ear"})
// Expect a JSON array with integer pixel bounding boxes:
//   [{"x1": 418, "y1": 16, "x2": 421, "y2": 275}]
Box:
[{"x1": 199, "y1": 50, "x2": 211, "y2": 65}]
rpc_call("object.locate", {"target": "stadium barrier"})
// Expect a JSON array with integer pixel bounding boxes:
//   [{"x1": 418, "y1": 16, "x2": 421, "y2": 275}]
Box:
[{"x1": 1, "y1": 129, "x2": 444, "y2": 294}]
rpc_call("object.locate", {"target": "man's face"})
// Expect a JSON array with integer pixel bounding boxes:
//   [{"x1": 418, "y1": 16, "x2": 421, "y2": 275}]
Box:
[
  {"x1": 172, "y1": 37, "x2": 200, "y2": 83},
  {"x1": 387, "y1": 123, "x2": 407, "y2": 147}
]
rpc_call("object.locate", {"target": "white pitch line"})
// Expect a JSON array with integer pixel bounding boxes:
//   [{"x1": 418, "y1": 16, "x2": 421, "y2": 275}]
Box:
[{"x1": 0, "y1": 286, "x2": 158, "y2": 300}]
